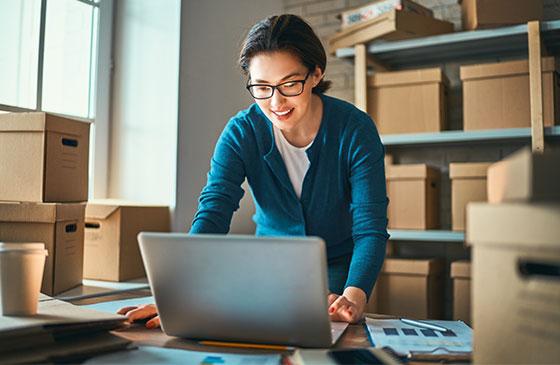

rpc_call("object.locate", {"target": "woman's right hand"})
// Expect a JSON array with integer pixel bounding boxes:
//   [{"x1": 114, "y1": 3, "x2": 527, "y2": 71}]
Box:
[{"x1": 117, "y1": 303, "x2": 160, "y2": 329}]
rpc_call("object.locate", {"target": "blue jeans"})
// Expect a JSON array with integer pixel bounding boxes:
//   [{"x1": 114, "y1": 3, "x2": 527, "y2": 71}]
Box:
[{"x1": 327, "y1": 253, "x2": 352, "y2": 295}]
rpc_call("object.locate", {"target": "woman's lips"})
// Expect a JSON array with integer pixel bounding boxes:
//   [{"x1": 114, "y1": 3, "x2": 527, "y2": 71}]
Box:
[{"x1": 272, "y1": 108, "x2": 294, "y2": 119}]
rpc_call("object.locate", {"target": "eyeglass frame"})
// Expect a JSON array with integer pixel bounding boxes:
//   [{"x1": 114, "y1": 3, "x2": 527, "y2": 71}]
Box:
[{"x1": 246, "y1": 71, "x2": 311, "y2": 99}]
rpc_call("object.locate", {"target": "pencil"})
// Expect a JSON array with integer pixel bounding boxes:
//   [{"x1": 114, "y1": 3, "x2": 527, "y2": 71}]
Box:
[{"x1": 199, "y1": 340, "x2": 296, "y2": 351}]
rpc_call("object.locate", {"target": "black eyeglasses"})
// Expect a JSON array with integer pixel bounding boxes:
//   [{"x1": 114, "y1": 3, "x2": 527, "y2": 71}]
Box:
[{"x1": 246, "y1": 71, "x2": 311, "y2": 99}]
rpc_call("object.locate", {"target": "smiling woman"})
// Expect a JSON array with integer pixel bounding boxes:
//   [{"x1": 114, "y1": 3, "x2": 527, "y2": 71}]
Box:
[{"x1": 119, "y1": 13, "x2": 389, "y2": 328}]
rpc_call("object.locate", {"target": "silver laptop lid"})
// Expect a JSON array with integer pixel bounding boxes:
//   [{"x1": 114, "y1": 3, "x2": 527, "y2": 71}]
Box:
[{"x1": 138, "y1": 233, "x2": 333, "y2": 347}]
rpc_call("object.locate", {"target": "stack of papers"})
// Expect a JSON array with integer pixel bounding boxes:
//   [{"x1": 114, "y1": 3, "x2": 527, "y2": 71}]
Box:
[
  {"x1": 364, "y1": 318, "x2": 472, "y2": 360},
  {"x1": 0, "y1": 294, "x2": 132, "y2": 363}
]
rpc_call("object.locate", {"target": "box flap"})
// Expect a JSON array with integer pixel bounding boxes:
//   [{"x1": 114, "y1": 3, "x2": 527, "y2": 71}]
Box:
[
  {"x1": 460, "y1": 57, "x2": 556, "y2": 81},
  {"x1": 85, "y1": 204, "x2": 120, "y2": 220},
  {"x1": 0, "y1": 202, "x2": 85, "y2": 223},
  {"x1": 382, "y1": 258, "x2": 444, "y2": 275},
  {"x1": 450, "y1": 260, "x2": 471, "y2": 278},
  {"x1": 386, "y1": 164, "x2": 438, "y2": 180},
  {"x1": 449, "y1": 162, "x2": 492, "y2": 179},
  {"x1": 369, "y1": 67, "x2": 449, "y2": 87},
  {"x1": 86, "y1": 199, "x2": 169, "y2": 220},
  {"x1": 0, "y1": 113, "x2": 47, "y2": 132},
  {"x1": 466, "y1": 202, "x2": 560, "y2": 248}
]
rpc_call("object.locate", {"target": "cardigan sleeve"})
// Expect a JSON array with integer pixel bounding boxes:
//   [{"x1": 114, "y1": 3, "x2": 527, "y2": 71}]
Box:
[
  {"x1": 344, "y1": 112, "x2": 390, "y2": 300},
  {"x1": 190, "y1": 120, "x2": 247, "y2": 234}
]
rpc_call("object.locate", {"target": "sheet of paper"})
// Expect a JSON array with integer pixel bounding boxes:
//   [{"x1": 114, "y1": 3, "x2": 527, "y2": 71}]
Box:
[
  {"x1": 85, "y1": 345, "x2": 282, "y2": 365},
  {"x1": 364, "y1": 318, "x2": 472, "y2": 356},
  {"x1": 82, "y1": 296, "x2": 154, "y2": 313}
]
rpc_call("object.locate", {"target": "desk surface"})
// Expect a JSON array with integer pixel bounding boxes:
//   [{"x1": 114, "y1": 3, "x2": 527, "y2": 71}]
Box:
[{"x1": 72, "y1": 290, "x2": 372, "y2": 354}]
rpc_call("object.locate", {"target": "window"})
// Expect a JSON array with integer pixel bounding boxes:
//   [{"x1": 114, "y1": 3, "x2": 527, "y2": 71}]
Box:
[{"x1": 0, "y1": 0, "x2": 100, "y2": 119}]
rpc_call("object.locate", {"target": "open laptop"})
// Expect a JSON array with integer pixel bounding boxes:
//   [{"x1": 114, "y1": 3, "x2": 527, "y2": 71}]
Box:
[{"x1": 137, "y1": 232, "x2": 349, "y2": 348}]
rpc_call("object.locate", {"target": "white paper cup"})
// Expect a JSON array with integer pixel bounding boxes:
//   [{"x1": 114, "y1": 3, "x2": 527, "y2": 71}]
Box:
[{"x1": 0, "y1": 242, "x2": 48, "y2": 316}]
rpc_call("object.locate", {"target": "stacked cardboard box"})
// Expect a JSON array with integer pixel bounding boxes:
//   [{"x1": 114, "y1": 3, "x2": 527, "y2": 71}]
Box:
[
  {"x1": 367, "y1": 258, "x2": 444, "y2": 319},
  {"x1": 450, "y1": 162, "x2": 491, "y2": 231},
  {"x1": 467, "y1": 147, "x2": 560, "y2": 364},
  {"x1": 368, "y1": 68, "x2": 449, "y2": 135},
  {"x1": 84, "y1": 199, "x2": 170, "y2": 281},
  {"x1": 328, "y1": 4, "x2": 453, "y2": 55},
  {"x1": 386, "y1": 164, "x2": 440, "y2": 229},
  {"x1": 461, "y1": 57, "x2": 559, "y2": 131},
  {"x1": 460, "y1": 0, "x2": 543, "y2": 31},
  {"x1": 0, "y1": 112, "x2": 90, "y2": 296}
]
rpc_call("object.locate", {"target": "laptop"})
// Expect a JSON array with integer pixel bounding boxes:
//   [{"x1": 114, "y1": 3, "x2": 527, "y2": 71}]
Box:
[{"x1": 137, "y1": 232, "x2": 349, "y2": 348}]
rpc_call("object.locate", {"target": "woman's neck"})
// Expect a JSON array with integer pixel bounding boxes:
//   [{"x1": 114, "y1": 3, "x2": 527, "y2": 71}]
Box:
[{"x1": 281, "y1": 94, "x2": 323, "y2": 148}]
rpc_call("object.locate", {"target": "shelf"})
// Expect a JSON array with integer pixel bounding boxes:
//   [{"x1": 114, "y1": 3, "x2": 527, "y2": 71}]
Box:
[
  {"x1": 388, "y1": 229, "x2": 465, "y2": 242},
  {"x1": 335, "y1": 20, "x2": 560, "y2": 68},
  {"x1": 381, "y1": 126, "x2": 560, "y2": 146}
]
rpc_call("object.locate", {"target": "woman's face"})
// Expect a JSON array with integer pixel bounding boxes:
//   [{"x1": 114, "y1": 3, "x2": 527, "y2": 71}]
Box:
[{"x1": 247, "y1": 50, "x2": 322, "y2": 133}]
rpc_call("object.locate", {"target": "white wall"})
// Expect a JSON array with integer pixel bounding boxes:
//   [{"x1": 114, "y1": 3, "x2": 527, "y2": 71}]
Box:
[
  {"x1": 109, "y1": 0, "x2": 180, "y2": 206},
  {"x1": 174, "y1": 0, "x2": 283, "y2": 232}
]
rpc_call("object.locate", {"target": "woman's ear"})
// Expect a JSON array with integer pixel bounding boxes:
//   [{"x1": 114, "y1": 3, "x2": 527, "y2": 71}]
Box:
[{"x1": 312, "y1": 65, "x2": 323, "y2": 87}]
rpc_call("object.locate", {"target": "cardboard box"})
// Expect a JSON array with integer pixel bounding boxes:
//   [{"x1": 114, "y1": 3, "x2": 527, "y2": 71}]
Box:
[
  {"x1": 367, "y1": 258, "x2": 444, "y2": 319},
  {"x1": 450, "y1": 162, "x2": 491, "y2": 231},
  {"x1": 0, "y1": 202, "x2": 85, "y2": 296},
  {"x1": 328, "y1": 9, "x2": 453, "y2": 55},
  {"x1": 467, "y1": 202, "x2": 560, "y2": 364},
  {"x1": 460, "y1": 57, "x2": 559, "y2": 131},
  {"x1": 0, "y1": 112, "x2": 90, "y2": 203},
  {"x1": 460, "y1": 0, "x2": 543, "y2": 30},
  {"x1": 487, "y1": 147, "x2": 560, "y2": 203},
  {"x1": 84, "y1": 200, "x2": 170, "y2": 281},
  {"x1": 368, "y1": 68, "x2": 448, "y2": 135},
  {"x1": 386, "y1": 164, "x2": 439, "y2": 229},
  {"x1": 450, "y1": 260, "x2": 471, "y2": 325},
  {"x1": 339, "y1": 0, "x2": 433, "y2": 29}
]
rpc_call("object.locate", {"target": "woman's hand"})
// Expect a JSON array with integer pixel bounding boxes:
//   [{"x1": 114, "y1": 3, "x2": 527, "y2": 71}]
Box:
[
  {"x1": 117, "y1": 303, "x2": 160, "y2": 329},
  {"x1": 328, "y1": 287, "x2": 367, "y2": 324}
]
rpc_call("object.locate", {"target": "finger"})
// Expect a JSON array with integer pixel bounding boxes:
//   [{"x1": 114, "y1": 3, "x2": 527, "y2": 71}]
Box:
[
  {"x1": 125, "y1": 305, "x2": 157, "y2": 322},
  {"x1": 327, "y1": 293, "x2": 339, "y2": 306},
  {"x1": 116, "y1": 306, "x2": 138, "y2": 315},
  {"x1": 146, "y1": 316, "x2": 161, "y2": 329},
  {"x1": 329, "y1": 296, "x2": 350, "y2": 315}
]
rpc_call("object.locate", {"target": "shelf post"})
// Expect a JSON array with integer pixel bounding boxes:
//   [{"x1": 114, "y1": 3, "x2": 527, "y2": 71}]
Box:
[
  {"x1": 354, "y1": 43, "x2": 368, "y2": 112},
  {"x1": 527, "y1": 20, "x2": 545, "y2": 153}
]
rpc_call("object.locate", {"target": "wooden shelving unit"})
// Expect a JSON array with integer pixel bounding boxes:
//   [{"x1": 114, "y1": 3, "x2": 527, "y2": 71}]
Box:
[{"x1": 335, "y1": 20, "x2": 560, "y2": 243}]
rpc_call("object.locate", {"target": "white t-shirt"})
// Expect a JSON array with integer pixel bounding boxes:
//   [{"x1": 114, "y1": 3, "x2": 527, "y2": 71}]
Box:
[{"x1": 273, "y1": 125, "x2": 312, "y2": 199}]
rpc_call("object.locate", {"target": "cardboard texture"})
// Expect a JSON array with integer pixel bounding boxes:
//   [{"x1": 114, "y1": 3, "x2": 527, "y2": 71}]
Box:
[
  {"x1": 449, "y1": 162, "x2": 491, "y2": 231},
  {"x1": 450, "y1": 260, "x2": 471, "y2": 325},
  {"x1": 84, "y1": 199, "x2": 170, "y2": 281},
  {"x1": 368, "y1": 68, "x2": 449, "y2": 135},
  {"x1": 386, "y1": 164, "x2": 439, "y2": 229},
  {"x1": 460, "y1": 0, "x2": 544, "y2": 30},
  {"x1": 0, "y1": 202, "x2": 85, "y2": 296},
  {"x1": 328, "y1": 9, "x2": 453, "y2": 55},
  {"x1": 467, "y1": 202, "x2": 560, "y2": 364},
  {"x1": 460, "y1": 57, "x2": 559, "y2": 131},
  {"x1": 487, "y1": 147, "x2": 560, "y2": 203},
  {"x1": 367, "y1": 258, "x2": 444, "y2": 319},
  {"x1": 339, "y1": 0, "x2": 433, "y2": 28},
  {"x1": 0, "y1": 112, "x2": 90, "y2": 203}
]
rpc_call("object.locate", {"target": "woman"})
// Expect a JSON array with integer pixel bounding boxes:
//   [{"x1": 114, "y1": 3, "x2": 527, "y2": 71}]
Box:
[{"x1": 119, "y1": 14, "x2": 389, "y2": 328}]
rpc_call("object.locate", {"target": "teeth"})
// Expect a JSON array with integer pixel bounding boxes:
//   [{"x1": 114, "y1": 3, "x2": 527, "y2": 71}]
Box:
[{"x1": 274, "y1": 109, "x2": 292, "y2": 116}]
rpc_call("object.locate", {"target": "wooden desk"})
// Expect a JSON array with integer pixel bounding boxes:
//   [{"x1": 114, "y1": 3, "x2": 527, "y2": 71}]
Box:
[{"x1": 72, "y1": 290, "x2": 373, "y2": 354}]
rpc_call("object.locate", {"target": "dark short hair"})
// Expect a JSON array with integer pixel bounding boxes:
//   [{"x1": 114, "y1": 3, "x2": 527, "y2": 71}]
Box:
[{"x1": 239, "y1": 14, "x2": 331, "y2": 94}]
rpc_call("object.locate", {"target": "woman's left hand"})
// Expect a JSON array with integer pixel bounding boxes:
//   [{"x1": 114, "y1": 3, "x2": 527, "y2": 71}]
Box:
[{"x1": 328, "y1": 287, "x2": 367, "y2": 323}]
